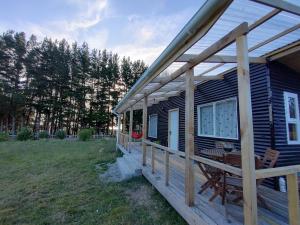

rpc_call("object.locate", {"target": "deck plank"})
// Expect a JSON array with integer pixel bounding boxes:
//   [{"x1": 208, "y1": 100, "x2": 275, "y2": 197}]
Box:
[{"x1": 124, "y1": 143, "x2": 290, "y2": 225}]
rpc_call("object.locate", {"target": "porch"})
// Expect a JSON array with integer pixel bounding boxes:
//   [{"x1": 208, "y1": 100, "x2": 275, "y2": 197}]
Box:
[
  {"x1": 114, "y1": 1, "x2": 300, "y2": 224},
  {"x1": 117, "y1": 140, "x2": 295, "y2": 225}
]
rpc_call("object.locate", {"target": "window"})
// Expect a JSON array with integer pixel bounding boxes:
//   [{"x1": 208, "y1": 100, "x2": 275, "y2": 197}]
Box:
[
  {"x1": 284, "y1": 92, "x2": 300, "y2": 144},
  {"x1": 197, "y1": 98, "x2": 238, "y2": 139},
  {"x1": 148, "y1": 114, "x2": 158, "y2": 138}
]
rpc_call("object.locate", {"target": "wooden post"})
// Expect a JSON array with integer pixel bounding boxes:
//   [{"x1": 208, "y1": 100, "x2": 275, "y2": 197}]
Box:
[
  {"x1": 165, "y1": 151, "x2": 170, "y2": 186},
  {"x1": 184, "y1": 68, "x2": 195, "y2": 206},
  {"x1": 287, "y1": 173, "x2": 300, "y2": 225},
  {"x1": 142, "y1": 96, "x2": 148, "y2": 166},
  {"x1": 116, "y1": 115, "x2": 121, "y2": 149},
  {"x1": 236, "y1": 35, "x2": 258, "y2": 225},
  {"x1": 151, "y1": 146, "x2": 155, "y2": 174},
  {"x1": 129, "y1": 107, "x2": 133, "y2": 153},
  {"x1": 123, "y1": 112, "x2": 126, "y2": 133}
]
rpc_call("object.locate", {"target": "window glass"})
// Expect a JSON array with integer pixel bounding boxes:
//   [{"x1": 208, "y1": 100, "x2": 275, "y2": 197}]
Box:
[
  {"x1": 284, "y1": 92, "x2": 300, "y2": 144},
  {"x1": 199, "y1": 105, "x2": 214, "y2": 136},
  {"x1": 215, "y1": 100, "x2": 237, "y2": 138},
  {"x1": 198, "y1": 98, "x2": 238, "y2": 139},
  {"x1": 288, "y1": 123, "x2": 298, "y2": 141},
  {"x1": 148, "y1": 115, "x2": 158, "y2": 138},
  {"x1": 288, "y1": 97, "x2": 296, "y2": 119}
]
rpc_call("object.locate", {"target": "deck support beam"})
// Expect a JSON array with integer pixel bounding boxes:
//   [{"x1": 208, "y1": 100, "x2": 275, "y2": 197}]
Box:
[
  {"x1": 122, "y1": 112, "x2": 126, "y2": 133},
  {"x1": 129, "y1": 107, "x2": 133, "y2": 153},
  {"x1": 287, "y1": 173, "x2": 300, "y2": 225},
  {"x1": 184, "y1": 68, "x2": 195, "y2": 206},
  {"x1": 116, "y1": 115, "x2": 121, "y2": 148},
  {"x1": 236, "y1": 35, "x2": 258, "y2": 225},
  {"x1": 142, "y1": 96, "x2": 148, "y2": 166}
]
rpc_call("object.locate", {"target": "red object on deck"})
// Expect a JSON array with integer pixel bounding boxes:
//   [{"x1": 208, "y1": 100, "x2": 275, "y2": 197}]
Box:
[{"x1": 132, "y1": 131, "x2": 143, "y2": 139}]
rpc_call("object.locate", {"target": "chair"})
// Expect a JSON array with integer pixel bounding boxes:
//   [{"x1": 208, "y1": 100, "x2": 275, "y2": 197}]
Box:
[{"x1": 221, "y1": 149, "x2": 280, "y2": 208}]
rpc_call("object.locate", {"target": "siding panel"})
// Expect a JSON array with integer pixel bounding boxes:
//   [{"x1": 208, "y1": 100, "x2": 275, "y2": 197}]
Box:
[{"x1": 270, "y1": 62, "x2": 300, "y2": 166}]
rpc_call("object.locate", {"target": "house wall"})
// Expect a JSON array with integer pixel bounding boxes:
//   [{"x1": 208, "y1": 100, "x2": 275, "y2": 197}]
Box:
[
  {"x1": 269, "y1": 61, "x2": 300, "y2": 166},
  {"x1": 147, "y1": 63, "x2": 276, "y2": 188},
  {"x1": 147, "y1": 63, "x2": 271, "y2": 155}
]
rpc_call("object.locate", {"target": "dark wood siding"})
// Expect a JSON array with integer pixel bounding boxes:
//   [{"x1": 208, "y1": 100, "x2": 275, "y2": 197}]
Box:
[
  {"x1": 148, "y1": 63, "x2": 270, "y2": 154},
  {"x1": 147, "y1": 63, "x2": 275, "y2": 187},
  {"x1": 269, "y1": 61, "x2": 300, "y2": 166}
]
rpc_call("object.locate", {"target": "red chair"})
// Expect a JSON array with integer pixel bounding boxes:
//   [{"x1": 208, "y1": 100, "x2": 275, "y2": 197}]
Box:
[{"x1": 132, "y1": 131, "x2": 143, "y2": 139}]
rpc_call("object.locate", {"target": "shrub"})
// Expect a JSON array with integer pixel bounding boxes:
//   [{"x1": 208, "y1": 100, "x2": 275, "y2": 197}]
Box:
[
  {"x1": 55, "y1": 130, "x2": 66, "y2": 139},
  {"x1": 0, "y1": 132, "x2": 9, "y2": 142},
  {"x1": 39, "y1": 130, "x2": 49, "y2": 139},
  {"x1": 79, "y1": 128, "x2": 93, "y2": 141},
  {"x1": 17, "y1": 127, "x2": 33, "y2": 141}
]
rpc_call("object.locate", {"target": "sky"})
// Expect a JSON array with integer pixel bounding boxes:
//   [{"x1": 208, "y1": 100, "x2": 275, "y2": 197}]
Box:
[{"x1": 0, "y1": 0, "x2": 206, "y2": 64}]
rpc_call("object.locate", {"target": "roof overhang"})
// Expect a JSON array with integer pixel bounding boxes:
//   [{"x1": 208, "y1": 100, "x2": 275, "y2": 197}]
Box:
[{"x1": 114, "y1": 0, "x2": 300, "y2": 114}]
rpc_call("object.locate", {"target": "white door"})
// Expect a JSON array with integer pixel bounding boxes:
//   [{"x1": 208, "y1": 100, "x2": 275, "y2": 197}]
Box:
[{"x1": 168, "y1": 109, "x2": 179, "y2": 151}]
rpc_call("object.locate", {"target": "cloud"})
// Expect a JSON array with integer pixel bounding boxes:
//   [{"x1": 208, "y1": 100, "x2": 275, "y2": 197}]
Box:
[
  {"x1": 111, "y1": 8, "x2": 194, "y2": 64},
  {"x1": 1, "y1": 0, "x2": 109, "y2": 49},
  {"x1": 111, "y1": 44, "x2": 165, "y2": 65},
  {"x1": 63, "y1": 0, "x2": 108, "y2": 31}
]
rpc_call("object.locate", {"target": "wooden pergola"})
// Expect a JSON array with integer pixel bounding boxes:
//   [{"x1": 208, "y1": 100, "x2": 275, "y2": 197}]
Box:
[{"x1": 114, "y1": 1, "x2": 300, "y2": 224}]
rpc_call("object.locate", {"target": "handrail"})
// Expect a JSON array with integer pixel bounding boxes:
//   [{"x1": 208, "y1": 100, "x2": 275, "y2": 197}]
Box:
[
  {"x1": 143, "y1": 139, "x2": 185, "y2": 157},
  {"x1": 256, "y1": 165, "x2": 300, "y2": 179},
  {"x1": 192, "y1": 155, "x2": 242, "y2": 176},
  {"x1": 144, "y1": 139, "x2": 242, "y2": 176}
]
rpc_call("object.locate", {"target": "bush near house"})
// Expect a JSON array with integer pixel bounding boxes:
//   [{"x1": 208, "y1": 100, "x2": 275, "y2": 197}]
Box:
[
  {"x1": 39, "y1": 130, "x2": 49, "y2": 139},
  {"x1": 79, "y1": 128, "x2": 93, "y2": 141},
  {"x1": 17, "y1": 127, "x2": 33, "y2": 141},
  {"x1": 55, "y1": 129, "x2": 66, "y2": 139},
  {"x1": 0, "y1": 132, "x2": 9, "y2": 142}
]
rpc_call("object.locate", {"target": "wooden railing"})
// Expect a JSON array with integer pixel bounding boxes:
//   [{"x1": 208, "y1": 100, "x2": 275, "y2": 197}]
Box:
[
  {"x1": 118, "y1": 132, "x2": 130, "y2": 152},
  {"x1": 142, "y1": 139, "x2": 300, "y2": 225},
  {"x1": 256, "y1": 166, "x2": 300, "y2": 225}
]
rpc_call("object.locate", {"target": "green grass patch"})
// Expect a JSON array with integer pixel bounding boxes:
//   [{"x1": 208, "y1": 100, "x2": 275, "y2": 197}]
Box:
[{"x1": 0, "y1": 139, "x2": 186, "y2": 225}]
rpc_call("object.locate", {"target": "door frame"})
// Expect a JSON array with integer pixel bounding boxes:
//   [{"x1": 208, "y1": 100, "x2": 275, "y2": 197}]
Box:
[{"x1": 168, "y1": 108, "x2": 179, "y2": 151}]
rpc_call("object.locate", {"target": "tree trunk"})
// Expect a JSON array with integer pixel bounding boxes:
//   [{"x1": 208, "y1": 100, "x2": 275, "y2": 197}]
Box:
[
  {"x1": 11, "y1": 115, "x2": 16, "y2": 135},
  {"x1": 6, "y1": 116, "x2": 9, "y2": 133},
  {"x1": 0, "y1": 119, "x2": 3, "y2": 132}
]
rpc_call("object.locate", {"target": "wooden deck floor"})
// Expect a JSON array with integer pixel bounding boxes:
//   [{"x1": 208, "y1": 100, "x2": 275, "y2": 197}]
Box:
[{"x1": 120, "y1": 143, "x2": 294, "y2": 225}]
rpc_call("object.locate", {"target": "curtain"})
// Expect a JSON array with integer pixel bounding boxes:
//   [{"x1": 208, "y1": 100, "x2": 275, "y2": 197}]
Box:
[
  {"x1": 215, "y1": 99, "x2": 237, "y2": 138},
  {"x1": 199, "y1": 105, "x2": 214, "y2": 136},
  {"x1": 148, "y1": 115, "x2": 158, "y2": 138}
]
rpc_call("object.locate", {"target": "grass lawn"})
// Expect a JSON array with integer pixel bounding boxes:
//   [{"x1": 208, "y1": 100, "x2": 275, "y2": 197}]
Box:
[{"x1": 0, "y1": 139, "x2": 186, "y2": 225}]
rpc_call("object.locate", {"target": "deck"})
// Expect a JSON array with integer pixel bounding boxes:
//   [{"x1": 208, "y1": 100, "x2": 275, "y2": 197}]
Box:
[{"x1": 118, "y1": 142, "x2": 296, "y2": 225}]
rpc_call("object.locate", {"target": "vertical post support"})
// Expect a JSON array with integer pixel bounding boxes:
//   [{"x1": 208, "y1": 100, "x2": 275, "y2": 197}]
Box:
[
  {"x1": 123, "y1": 112, "x2": 126, "y2": 133},
  {"x1": 129, "y1": 107, "x2": 133, "y2": 153},
  {"x1": 151, "y1": 146, "x2": 155, "y2": 174},
  {"x1": 165, "y1": 151, "x2": 169, "y2": 186},
  {"x1": 122, "y1": 111, "x2": 127, "y2": 150},
  {"x1": 185, "y1": 67, "x2": 195, "y2": 206},
  {"x1": 116, "y1": 114, "x2": 121, "y2": 149},
  {"x1": 287, "y1": 173, "x2": 300, "y2": 225},
  {"x1": 142, "y1": 96, "x2": 148, "y2": 166},
  {"x1": 236, "y1": 34, "x2": 258, "y2": 225}
]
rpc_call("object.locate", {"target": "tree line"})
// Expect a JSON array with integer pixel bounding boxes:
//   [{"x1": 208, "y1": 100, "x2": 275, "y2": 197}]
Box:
[{"x1": 0, "y1": 30, "x2": 147, "y2": 135}]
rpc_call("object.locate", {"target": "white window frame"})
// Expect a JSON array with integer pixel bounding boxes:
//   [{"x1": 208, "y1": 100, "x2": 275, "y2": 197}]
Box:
[
  {"x1": 148, "y1": 114, "x2": 158, "y2": 138},
  {"x1": 284, "y1": 92, "x2": 300, "y2": 144},
  {"x1": 197, "y1": 97, "x2": 238, "y2": 140}
]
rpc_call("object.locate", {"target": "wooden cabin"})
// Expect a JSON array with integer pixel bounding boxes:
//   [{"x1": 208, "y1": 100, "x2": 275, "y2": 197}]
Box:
[
  {"x1": 114, "y1": 0, "x2": 300, "y2": 224},
  {"x1": 147, "y1": 60, "x2": 300, "y2": 189}
]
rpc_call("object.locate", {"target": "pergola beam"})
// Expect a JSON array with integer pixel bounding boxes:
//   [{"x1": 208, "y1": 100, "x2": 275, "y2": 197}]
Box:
[
  {"x1": 124, "y1": 23, "x2": 248, "y2": 111},
  {"x1": 151, "y1": 74, "x2": 223, "y2": 83},
  {"x1": 249, "y1": 23, "x2": 300, "y2": 52},
  {"x1": 115, "y1": 0, "x2": 233, "y2": 113},
  {"x1": 117, "y1": 7, "x2": 284, "y2": 113},
  {"x1": 175, "y1": 54, "x2": 266, "y2": 63},
  {"x1": 251, "y1": 0, "x2": 300, "y2": 16}
]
